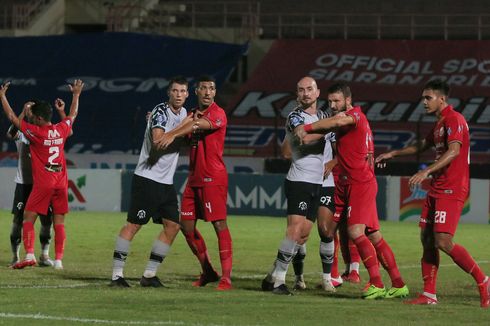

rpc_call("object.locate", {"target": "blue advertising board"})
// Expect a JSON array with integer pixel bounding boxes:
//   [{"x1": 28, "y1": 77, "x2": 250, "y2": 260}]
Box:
[{"x1": 0, "y1": 33, "x2": 247, "y2": 153}]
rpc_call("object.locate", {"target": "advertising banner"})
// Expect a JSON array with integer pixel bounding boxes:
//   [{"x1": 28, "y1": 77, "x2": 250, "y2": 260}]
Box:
[
  {"x1": 226, "y1": 40, "x2": 490, "y2": 161},
  {"x1": 0, "y1": 33, "x2": 247, "y2": 154},
  {"x1": 0, "y1": 168, "x2": 121, "y2": 212},
  {"x1": 387, "y1": 176, "x2": 489, "y2": 224}
]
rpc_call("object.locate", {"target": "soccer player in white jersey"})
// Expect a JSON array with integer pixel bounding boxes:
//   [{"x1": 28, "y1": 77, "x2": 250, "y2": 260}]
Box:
[
  {"x1": 261, "y1": 76, "x2": 333, "y2": 295},
  {"x1": 284, "y1": 115, "x2": 343, "y2": 292},
  {"x1": 110, "y1": 76, "x2": 190, "y2": 287}
]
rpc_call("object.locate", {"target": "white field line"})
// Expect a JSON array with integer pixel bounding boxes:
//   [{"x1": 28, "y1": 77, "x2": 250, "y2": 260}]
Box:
[
  {"x1": 237, "y1": 260, "x2": 490, "y2": 279},
  {"x1": 0, "y1": 283, "x2": 92, "y2": 289},
  {"x1": 0, "y1": 312, "x2": 184, "y2": 325}
]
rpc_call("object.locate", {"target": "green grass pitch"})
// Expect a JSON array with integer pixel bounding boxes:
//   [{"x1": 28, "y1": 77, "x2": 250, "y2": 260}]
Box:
[{"x1": 0, "y1": 210, "x2": 489, "y2": 325}]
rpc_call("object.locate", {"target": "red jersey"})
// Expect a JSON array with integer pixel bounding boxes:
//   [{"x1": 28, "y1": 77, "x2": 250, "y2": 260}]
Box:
[
  {"x1": 188, "y1": 102, "x2": 228, "y2": 187},
  {"x1": 425, "y1": 105, "x2": 469, "y2": 201},
  {"x1": 20, "y1": 118, "x2": 73, "y2": 189},
  {"x1": 335, "y1": 106, "x2": 375, "y2": 185}
]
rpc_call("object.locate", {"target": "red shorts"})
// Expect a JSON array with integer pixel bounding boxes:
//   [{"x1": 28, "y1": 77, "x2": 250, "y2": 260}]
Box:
[
  {"x1": 333, "y1": 180, "x2": 379, "y2": 232},
  {"x1": 180, "y1": 184, "x2": 227, "y2": 222},
  {"x1": 25, "y1": 184, "x2": 68, "y2": 215},
  {"x1": 420, "y1": 195, "x2": 462, "y2": 235}
]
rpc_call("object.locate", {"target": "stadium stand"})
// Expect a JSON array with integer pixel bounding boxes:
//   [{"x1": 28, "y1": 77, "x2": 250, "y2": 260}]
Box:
[{"x1": 0, "y1": 0, "x2": 488, "y2": 179}]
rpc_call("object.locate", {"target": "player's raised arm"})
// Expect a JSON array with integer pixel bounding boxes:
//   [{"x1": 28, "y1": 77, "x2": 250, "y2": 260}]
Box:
[
  {"x1": 54, "y1": 98, "x2": 67, "y2": 120},
  {"x1": 67, "y1": 79, "x2": 84, "y2": 121},
  {"x1": 0, "y1": 82, "x2": 23, "y2": 129}
]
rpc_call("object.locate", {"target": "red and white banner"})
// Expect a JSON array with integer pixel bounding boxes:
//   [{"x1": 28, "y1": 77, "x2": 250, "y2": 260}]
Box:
[{"x1": 227, "y1": 40, "x2": 490, "y2": 162}]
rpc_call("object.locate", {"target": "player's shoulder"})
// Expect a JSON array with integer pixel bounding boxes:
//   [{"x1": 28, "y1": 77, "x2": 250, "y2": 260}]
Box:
[
  {"x1": 287, "y1": 106, "x2": 304, "y2": 119},
  {"x1": 153, "y1": 102, "x2": 171, "y2": 114},
  {"x1": 447, "y1": 107, "x2": 465, "y2": 121},
  {"x1": 210, "y1": 102, "x2": 226, "y2": 115}
]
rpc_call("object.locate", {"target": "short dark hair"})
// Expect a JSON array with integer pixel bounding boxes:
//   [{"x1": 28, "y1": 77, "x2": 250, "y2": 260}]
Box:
[
  {"x1": 195, "y1": 74, "x2": 216, "y2": 87},
  {"x1": 168, "y1": 75, "x2": 188, "y2": 90},
  {"x1": 326, "y1": 83, "x2": 352, "y2": 98},
  {"x1": 424, "y1": 79, "x2": 450, "y2": 96},
  {"x1": 31, "y1": 100, "x2": 53, "y2": 122}
]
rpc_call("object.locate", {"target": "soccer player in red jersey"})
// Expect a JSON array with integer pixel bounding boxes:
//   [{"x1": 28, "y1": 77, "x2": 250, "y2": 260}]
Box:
[
  {"x1": 295, "y1": 83, "x2": 408, "y2": 299},
  {"x1": 1, "y1": 80, "x2": 84, "y2": 270},
  {"x1": 158, "y1": 75, "x2": 232, "y2": 290},
  {"x1": 376, "y1": 79, "x2": 489, "y2": 308}
]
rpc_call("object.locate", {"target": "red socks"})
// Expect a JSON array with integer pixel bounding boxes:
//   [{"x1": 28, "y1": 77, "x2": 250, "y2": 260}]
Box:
[
  {"x1": 54, "y1": 224, "x2": 66, "y2": 260},
  {"x1": 375, "y1": 239, "x2": 405, "y2": 288},
  {"x1": 421, "y1": 248, "x2": 439, "y2": 295},
  {"x1": 449, "y1": 244, "x2": 486, "y2": 284},
  {"x1": 217, "y1": 228, "x2": 233, "y2": 280},
  {"x1": 184, "y1": 229, "x2": 214, "y2": 273},
  {"x1": 354, "y1": 235, "x2": 383, "y2": 288},
  {"x1": 349, "y1": 239, "x2": 361, "y2": 265},
  {"x1": 331, "y1": 233, "x2": 340, "y2": 278},
  {"x1": 22, "y1": 221, "x2": 35, "y2": 255}
]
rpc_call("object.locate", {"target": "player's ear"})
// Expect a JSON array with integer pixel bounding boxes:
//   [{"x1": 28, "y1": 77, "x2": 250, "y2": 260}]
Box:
[{"x1": 345, "y1": 96, "x2": 352, "y2": 106}]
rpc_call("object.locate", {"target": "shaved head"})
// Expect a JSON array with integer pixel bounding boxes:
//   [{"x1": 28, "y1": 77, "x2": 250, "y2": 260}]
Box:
[{"x1": 296, "y1": 76, "x2": 320, "y2": 109}]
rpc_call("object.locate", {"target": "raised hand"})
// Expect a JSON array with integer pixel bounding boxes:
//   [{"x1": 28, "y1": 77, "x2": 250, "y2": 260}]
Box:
[
  {"x1": 54, "y1": 98, "x2": 65, "y2": 111},
  {"x1": 68, "y1": 79, "x2": 84, "y2": 96},
  {"x1": 0, "y1": 82, "x2": 11, "y2": 97}
]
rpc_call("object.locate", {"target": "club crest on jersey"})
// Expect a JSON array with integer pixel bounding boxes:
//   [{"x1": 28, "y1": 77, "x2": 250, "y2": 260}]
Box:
[
  {"x1": 298, "y1": 201, "x2": 308, "y2": 211},
  {"x1": 447, "y1": 127, "x2": 452, "y2": 135},
  {"x1": 17, "y1": 202, "x2": 24, "y2": 210},
  {"x1": 137, "y1": 210, "x2": 146, "y2": 219},
  {"x1": 215, "y1": 118, "x2": 222, "y2": 127}
]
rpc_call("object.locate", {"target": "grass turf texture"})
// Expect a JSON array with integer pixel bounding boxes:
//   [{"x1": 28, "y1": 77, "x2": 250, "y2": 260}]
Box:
[{"x1": 0, "y1": 210, "x2": 489, "y2": 325}]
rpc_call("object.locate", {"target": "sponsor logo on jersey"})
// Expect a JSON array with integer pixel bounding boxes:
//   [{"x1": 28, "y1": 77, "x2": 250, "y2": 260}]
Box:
[
  {"x1": 181, "y1": 211, "x2": 193, "y2": 216},
  {"x1": 48, "y1": 129, "x2": 61, "y2": 139}
]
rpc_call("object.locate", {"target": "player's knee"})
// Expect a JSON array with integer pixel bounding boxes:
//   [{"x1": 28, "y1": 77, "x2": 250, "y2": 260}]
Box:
[
  {"x1": 212, "y1": 219, "x2": 228, "y2": 232},
  {"x1": 122, "y1": 223, "x2": 141, "y2": 238},
  {"x1": 434, "y1": 238, "x2": 452, "y2": 253},
  {"x1": 164, "y1": 220, "x2": 180, "y2": 234}
]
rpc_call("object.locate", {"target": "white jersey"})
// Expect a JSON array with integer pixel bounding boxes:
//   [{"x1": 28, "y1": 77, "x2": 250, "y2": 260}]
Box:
[
  {"x1": 14, "y1": 132, "x2": 33, "y2": 185},
  {"x1": 134, "y1": 102, "x2": 187, "y2": 185},
  {"x1": 285, "y1": 107, "x2": 327, "y2": 184},
  {"x1": 322, "y1": 132, "x2": 336, "y2": 187}
]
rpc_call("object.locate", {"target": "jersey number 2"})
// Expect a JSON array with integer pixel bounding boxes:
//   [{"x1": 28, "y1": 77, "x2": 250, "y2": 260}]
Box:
[{"x1": 48, "y1": 146, "x2": 60, "y2": 164}]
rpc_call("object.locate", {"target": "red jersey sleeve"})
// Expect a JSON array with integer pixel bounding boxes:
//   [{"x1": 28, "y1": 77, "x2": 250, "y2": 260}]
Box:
[
  {"x1": 204, "y1": 107, "x2": 227, "y2": 130},
  {"x1": 345, "y1": 109, "x2": 360, "y2": 129},
  {"x1": 445, "y1": 114, "x2": 465, "y2": 145}
]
